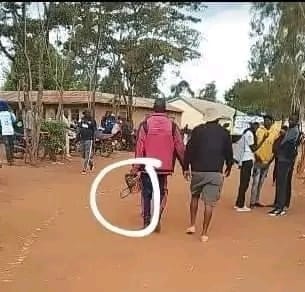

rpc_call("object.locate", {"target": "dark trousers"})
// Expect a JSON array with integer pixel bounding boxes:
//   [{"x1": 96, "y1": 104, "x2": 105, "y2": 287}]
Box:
[
  {"x1": 273, "y1": 157, "x2": 278, "y2": 184},
  {"x1": 285, "y1": 160, "x2": 295, "y2": 208},
  {"x1": 235, "y1": 160, "x2": 253, "y2": 208},
  {"x1": 274, "y1": 161, "x2": 294, "y2": 210},
  {"x1": 3, "y1": 135, "x2": 14, "y2": 163},
  {"x1": 141, "y1": 173, "x2": 167, "y2": 224}
]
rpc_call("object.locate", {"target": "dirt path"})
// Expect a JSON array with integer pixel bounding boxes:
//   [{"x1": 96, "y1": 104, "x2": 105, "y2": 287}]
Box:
[{"x1": 1, "y1": 153, "x2": 305, "y2": 292}]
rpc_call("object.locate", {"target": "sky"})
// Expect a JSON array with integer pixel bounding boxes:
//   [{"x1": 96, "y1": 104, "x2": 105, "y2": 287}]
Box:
[
  {"x1": 159, "y1": 2, "x2": 253, "y2": 101},
  {"x1": 0, "y1": 2, "x2": 253, "y2": 102}
]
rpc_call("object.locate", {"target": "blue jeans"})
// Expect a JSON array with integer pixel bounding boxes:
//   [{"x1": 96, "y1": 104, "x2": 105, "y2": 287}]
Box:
[
  {"x1": 250, "y1": 162, "x2": 269, "y2": 205},
  {"x1": 80, "y1": 140, "x2": 94, "y2": 170}
]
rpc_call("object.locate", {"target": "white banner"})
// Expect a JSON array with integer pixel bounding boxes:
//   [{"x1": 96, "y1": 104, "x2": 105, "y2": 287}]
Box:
[{"x1": 232, "y1": 115, "x2": 264, "y2": 136}]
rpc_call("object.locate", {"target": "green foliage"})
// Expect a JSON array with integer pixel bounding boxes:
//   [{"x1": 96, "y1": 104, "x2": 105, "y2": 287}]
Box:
[
  {"x1": 225, "y1": 79, "x2": 267, "y2": 113},
  {"x1": 198, "y1": 81, "x2": 217, "y2": 102},
  {"x1": 170, "y1": 80, "x2": 195, "y2": 99},
  {"x1": 249, "y1": 2, "x2": 305, "y2": 116},
  {"x1": 0, "y1": 2, "x2": 205, "y2": 105},
  {"x1": 40, "y1": 120, "x2": 66, "y2": 157}
]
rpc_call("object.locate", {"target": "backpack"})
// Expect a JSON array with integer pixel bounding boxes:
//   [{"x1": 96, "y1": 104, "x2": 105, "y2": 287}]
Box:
[{"x1": 142, "y1": 118, "x2": 177, "y2": 138}]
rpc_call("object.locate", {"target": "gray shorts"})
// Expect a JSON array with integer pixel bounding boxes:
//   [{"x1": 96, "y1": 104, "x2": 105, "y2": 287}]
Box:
[{"x1": 190, "y1": 172, "x2": 224, "y2": 206}]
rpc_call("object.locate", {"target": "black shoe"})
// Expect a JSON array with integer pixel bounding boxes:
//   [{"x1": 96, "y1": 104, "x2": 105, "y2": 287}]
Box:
[
  {"x1": 268, "y1": 208, "x2": 286, "y2": 217},
  {"x1": 144, "y1": 217, "x2": 151, "y2": 228}
]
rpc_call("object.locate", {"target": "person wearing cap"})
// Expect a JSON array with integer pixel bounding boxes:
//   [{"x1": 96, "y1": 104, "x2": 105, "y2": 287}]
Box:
[
  {"x1": 250, "y1": 115, "x2": 278, "y2": 208},
  {"x1": 132, "y1": 98, "x2": 184, "y2": 232},
  {"x1": 0, "y1": 100, "x2": 16, "y2": 166},
  {"x1": 183, "y1": 113, "x2": 233, "y2": 242},
  {"x1": 76, "y1": 109, "x2": 97, "y2": 175}
]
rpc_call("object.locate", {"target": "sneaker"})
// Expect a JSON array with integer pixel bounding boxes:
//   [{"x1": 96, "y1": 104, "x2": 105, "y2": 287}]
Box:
[
  {"x1": 268, "y1": 208, "x2": 284, "y2": 216},
  {"x1": 81, "y1": 170, "x2": 87, "y2": 175},
  {"x1": 186, "y1": 226, "x2": 196, "y2": 234},
  {"x1": 233, "y1": 206, "x2": 238, "y2": 209},
  {"x1": 236, "y1": 206, "x2": 251, "y2": 212}
]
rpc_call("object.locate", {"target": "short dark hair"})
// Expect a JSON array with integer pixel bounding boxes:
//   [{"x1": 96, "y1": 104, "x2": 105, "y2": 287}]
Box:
[
  {"x1": 281, "y1": 125, "x2": 288, "y2": 131},
  {"x1": 263, "y1": 114, "x2": 274, "y2": 122},
  {"x1": 153, "y1": 98, "x2": 166, "y2": 113}
]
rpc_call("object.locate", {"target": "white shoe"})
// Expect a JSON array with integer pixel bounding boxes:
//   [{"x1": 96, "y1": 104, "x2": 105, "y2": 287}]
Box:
[
  {"x1": 236, "y1": 206, "x2": 251, "y2": 212},
  {"x1": 233, "y1": 206, "x2": 238, "y2": 209},
  {"x1": 186, "y1": 226, "x2": 196, "y2": 234}
]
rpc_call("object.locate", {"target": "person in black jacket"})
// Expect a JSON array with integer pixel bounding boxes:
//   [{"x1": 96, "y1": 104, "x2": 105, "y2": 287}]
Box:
[
  {"x1": 269, "y1": 115, "x2": 300, "y2": 216},
  {"x1": 183, "y1": 114, "x2": 233, "y2": 242},
  {"x1": 77, "y1": 109, "x2": 97, "y2": 175},
  {"x1": 272, "y1": 125, "x2": 288, "y2": 186}
]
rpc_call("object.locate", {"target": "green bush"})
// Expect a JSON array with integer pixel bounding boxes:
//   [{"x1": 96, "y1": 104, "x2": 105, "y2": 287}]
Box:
[{"x1": 41, "y1": 120, "x2": 66, "y2": 159}]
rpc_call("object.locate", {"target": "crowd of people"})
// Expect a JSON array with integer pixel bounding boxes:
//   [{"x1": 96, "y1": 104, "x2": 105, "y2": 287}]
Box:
[
  {"x1": 130, "y1": 99, "x2": 302, "y2": 242},
  {"x1": 0, "y1": 97, "x2": 303, "y2": 242},
  {"x1": 74, "y1": 110, "x2": 135, "y2": 174}
]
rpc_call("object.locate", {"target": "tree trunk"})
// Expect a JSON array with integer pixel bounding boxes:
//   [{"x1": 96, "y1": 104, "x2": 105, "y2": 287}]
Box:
[
  {"x1": 22, "y1": 3, "x2": 34, "y2": 164},
  {"x1": 56, "y1": 89, "x2": 64, "y2": 120},
  {"x1": 30, "y1": 39, "x2": 44, "y2": 166},
  {"x1": 126, "y1": 84, "x2": 134, "y2": 126}
]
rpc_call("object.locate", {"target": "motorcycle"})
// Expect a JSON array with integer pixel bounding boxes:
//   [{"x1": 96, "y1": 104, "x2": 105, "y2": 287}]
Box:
[{"x1": 94, "y1": 130, "x2": 115, "y2": 157}]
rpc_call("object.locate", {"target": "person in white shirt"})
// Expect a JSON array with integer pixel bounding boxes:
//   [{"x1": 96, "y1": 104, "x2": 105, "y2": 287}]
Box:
[
  {"x1": 0, "y1": 100, "x2": 16, "y2": 165},
  {"x1": 111, "y1": 120, "x2": 121, "y2": 135},
  {"x1": 234, "y1": 122, "x2": 260, "y2": 212}
]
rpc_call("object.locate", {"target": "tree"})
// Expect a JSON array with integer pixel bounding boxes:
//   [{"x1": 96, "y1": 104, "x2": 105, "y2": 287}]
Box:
[
  {"x1": 198, "y1": 81, "x2": 217, "y2": 102},
  {"x1": 249, "y1": 2, "x2": 305, "y2": 117},
  {"x1": 170, "y1": 80, "x2": 195, "y2": 99},
  {"x1": 0, "y1": 2, "x2": 77, "y2": 163},
  {"x1": 1, "y1": 2, "x2": 206, "y2": 126},
  {"x1": 224, "y1": 79, "x2": 278, "y2": 115},
  {"x1": 88, "y1": 2, "x2": 205, "y2": 123}
]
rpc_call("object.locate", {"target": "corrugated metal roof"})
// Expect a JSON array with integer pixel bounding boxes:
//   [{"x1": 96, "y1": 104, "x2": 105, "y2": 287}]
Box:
[
  {"x1": 169, "y1": 97, "x2": 244, "y2": 119},
  {"x1": 0, "y1": 91, "x2": 182, "y2": 113}
]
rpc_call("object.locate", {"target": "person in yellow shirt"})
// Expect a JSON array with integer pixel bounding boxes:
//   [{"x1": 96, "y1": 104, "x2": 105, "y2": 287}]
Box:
[{"x1": 250, "y1": 115, "x2": 279, "y2": 208}]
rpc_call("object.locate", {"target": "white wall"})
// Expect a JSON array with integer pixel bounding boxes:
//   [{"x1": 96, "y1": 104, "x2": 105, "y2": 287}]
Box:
[{"x1": 169, "y1": 100, "x2": 203, "y2": 129}]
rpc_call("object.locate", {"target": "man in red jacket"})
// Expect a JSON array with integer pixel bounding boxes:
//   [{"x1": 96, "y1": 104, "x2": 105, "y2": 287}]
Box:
[{"x1": 132, "y1": 99, "x2": 184, "y2": 232}]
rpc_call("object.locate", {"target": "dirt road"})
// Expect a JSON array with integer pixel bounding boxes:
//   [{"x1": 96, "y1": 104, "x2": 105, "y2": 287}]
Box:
[{"x1": 1, "y1": 153, "x2": 305, "y2": 292}]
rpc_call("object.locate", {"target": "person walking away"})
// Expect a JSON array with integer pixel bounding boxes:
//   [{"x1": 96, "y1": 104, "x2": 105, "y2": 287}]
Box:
[
  {"x1": 234, "y1": 122, "x2": 263, "y2": 212},
  {"x1": 269, "y1": 114, "x2": 300, "y2": 216},
  {"x1": 132, "y1": 98, "x2": 184, "y2": 232},
  {"x1": 250, "y1": 115, "x2": 278, "y2": 208},
  {"x1": 0, "y1": 100, "x2": 16, "y2": 166},
  {"x1": 77, "y1": 109, "x2": 97, "y2": 175},
  {"x1": 184, "y1": 113, "x2": 233, "y2": 242}
]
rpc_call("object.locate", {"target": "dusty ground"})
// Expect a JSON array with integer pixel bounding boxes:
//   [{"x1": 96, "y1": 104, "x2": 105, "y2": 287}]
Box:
[{"x1": 1, "y1": 152, "x2": 305, "y2": 292}]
